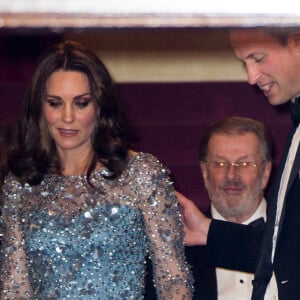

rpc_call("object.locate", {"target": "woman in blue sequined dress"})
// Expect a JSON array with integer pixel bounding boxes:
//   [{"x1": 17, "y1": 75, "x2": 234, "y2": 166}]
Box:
[{"x1": 0, "y1": 41, "x2": 193, "y2": 299}]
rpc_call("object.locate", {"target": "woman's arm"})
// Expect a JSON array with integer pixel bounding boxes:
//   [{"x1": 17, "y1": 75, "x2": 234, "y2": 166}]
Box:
[
  {"x1": 0, "y1": 175, "x2": 32, "y2": 299},
  {"x1": 140, "y1": 160, "x2": 193, "y2": 299}
]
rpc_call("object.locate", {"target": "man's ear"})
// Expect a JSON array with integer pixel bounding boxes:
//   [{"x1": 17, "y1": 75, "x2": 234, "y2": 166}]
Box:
[
  {"x1": 289, "y1": 32, "x2": 300, "y2": 50},
  {"x1": 261, "y1": 161, "x2": 272, "y2": 190},
  {"x1": 200, "y1": 162, "x2": 209, "y2": 189}
]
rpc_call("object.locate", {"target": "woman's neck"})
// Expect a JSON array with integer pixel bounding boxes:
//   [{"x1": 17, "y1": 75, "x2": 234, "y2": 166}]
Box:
[{"x1": 60, "y1": 149, "x2": 94, "y2": 176}]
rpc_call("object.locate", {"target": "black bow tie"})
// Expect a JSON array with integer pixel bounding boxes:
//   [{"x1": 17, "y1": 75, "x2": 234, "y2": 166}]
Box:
[
  {"x1": 291, "y1": 96, "x2": 300, "y2": 126},
  {"x1": 249, "y1": 217, "x2": 265, "y2": 227}
]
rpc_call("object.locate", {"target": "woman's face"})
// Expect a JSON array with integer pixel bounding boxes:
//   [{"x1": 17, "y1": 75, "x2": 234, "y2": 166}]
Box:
[{"x1": 43, "y1": 70, "x2": 98, "y2": 156}]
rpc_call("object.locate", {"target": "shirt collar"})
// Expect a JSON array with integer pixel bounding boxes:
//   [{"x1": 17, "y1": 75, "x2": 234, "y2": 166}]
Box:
[{"x1": 211, "y1": 198, "x2": 267, "y2": 225}]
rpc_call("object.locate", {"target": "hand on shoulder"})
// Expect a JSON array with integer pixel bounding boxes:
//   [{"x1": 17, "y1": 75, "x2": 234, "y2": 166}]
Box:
[{"x1": 175, "y1": 191, "x2": 211, "y2": 246}]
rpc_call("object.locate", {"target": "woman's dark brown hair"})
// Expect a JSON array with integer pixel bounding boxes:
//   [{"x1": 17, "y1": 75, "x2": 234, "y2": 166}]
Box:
[{"x1": 9, "y1": 41, "x2": 131, "y2": 185}]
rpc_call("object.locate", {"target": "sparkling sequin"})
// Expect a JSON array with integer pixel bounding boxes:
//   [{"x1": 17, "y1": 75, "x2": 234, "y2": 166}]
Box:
[{"x1": 1, "y1": 152, "x2": 193, "y2": 299}]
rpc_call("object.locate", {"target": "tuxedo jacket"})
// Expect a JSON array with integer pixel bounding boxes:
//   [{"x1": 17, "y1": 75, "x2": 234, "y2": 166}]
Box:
[
  {"x1": 185, "y1": 243, "x2": 217, "y2": 300},
  {"x1": 208, "y1": 101, "x2": 300, "y2": 299},
  {"x1": 185, "y1": 209, "x2": 217, "y2": 300},
  {"x1": 186, "y1": 210, "x2": 265, "y2": 300},
  {"x1": 252, "y1": 101, "x2": 300, "y2": 299}
]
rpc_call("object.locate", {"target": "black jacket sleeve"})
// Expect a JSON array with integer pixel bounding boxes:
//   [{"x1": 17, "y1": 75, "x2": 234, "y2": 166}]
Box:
[{"x1": 206, "y1": 217, "x2": 265, "y2": 273}]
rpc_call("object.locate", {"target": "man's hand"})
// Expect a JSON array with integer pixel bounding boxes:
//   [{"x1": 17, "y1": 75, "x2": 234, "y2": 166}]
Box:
[{"x1": 175, "y1": 191, "x2": 211, "y2": 246}]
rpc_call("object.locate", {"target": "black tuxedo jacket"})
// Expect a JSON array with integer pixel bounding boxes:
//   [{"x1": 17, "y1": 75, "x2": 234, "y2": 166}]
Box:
[
  {"x1": 252, "y1": 100, "x2": 300, "y2": 299},
  {"x1": 185, "y1": 243, "x2": 217, "y2": 300},
  {"x1": 185, "y1": 209, "x2": 217, "y2": 300},
  {"x1": 186, "y1": 210, "x2": 265, "y2": 300}
]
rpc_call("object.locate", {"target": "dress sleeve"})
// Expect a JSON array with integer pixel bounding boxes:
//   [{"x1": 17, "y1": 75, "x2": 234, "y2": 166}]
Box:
[
  {"x1": 138, "y1": 157, "x2": 194, "y2": 299},
  {"x1": 0, "y1": 175, "x2": 33, "y2": 299}
]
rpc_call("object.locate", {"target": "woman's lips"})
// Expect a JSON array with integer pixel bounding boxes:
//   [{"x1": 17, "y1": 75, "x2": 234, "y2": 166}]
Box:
[{"x1": 59, "y1": 129, "x2": 79, "y2": 137}]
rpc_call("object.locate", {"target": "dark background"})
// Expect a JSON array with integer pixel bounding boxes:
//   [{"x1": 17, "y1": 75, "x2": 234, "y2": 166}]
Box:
[{"x1": 0, "y1": 33, "x2": 291, "y2": 210}]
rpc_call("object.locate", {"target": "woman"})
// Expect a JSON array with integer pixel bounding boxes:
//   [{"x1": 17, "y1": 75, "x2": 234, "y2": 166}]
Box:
[{"x1": 0, "y1": 41, "x2": 193, "y2": 299}]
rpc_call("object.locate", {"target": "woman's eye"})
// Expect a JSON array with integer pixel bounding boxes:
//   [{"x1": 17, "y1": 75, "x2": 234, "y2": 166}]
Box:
[
  {"x1": 76, "y1": 99, "x2": 91, "y2": 108},
  {"x1": 46, "y1": 99, "x2": 61, "y2": 108}
]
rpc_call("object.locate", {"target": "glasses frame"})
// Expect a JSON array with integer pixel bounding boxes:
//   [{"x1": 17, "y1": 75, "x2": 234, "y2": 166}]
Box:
[{"x1": 203, "y1": 161, "x2": 266, "y2": 173}]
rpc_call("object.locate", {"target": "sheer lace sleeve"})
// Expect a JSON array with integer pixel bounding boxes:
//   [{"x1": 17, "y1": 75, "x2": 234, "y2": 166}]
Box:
[
  {"x1": 0, "y1": 174, "x2": 33, "y2": 299},
  {"x1": 137, "y1": 155, "x2": 194, "y2": 299}
]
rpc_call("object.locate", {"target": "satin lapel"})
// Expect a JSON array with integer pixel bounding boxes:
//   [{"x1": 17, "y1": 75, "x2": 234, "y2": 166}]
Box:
[
  {"x1": 286, "y1": 140, "x2": 300, "y2": 192},
  {"x1": 251, "y1": 125, "x2": 295, "y2": 300},
  {"x1": 267, "y1": 125, "x2": 296, "y2": 215},
  {"x1": 272, "y1": 126, "x2": 300, "y2": 249}
]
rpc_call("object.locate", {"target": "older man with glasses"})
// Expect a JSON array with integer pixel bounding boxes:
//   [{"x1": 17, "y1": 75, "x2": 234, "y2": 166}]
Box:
[{"x1": 184, "y1": 116, "x2": 272, "y2": 300}]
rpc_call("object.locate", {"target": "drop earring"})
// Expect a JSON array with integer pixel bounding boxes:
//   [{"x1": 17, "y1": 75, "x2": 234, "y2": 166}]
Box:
[{"x1": 95, "y1": 108, "x2": 101, "y2": 130}]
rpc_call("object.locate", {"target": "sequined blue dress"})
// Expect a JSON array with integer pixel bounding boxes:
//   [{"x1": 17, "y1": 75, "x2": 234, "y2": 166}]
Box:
[{"x1": 0, "y1": 153, "x2": 193, "y2": 299}]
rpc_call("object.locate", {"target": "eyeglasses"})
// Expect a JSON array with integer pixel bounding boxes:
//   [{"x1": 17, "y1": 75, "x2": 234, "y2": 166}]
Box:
[{"x1": 203, "y1": 161, "x2": 265, "y2": 173}]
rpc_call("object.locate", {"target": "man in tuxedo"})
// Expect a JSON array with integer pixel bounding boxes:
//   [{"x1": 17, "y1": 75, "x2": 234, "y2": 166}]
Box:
[
  {"x1": 178, "y1": 28, "x2": 300, "y2": 299},
  {"x1": 185, "y1": 116, "x2": 272, "y2": 300}
]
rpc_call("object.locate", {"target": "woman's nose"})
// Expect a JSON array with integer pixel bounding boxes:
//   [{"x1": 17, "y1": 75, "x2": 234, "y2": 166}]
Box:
[{"x1": 62, "y1": 105, "x2": 75, "y2": 122}]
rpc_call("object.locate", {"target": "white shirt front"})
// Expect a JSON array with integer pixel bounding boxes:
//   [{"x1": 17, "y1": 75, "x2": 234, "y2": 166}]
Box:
[{"x1": 211, "y1": 199, "x2": 267, "y2": 300}]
